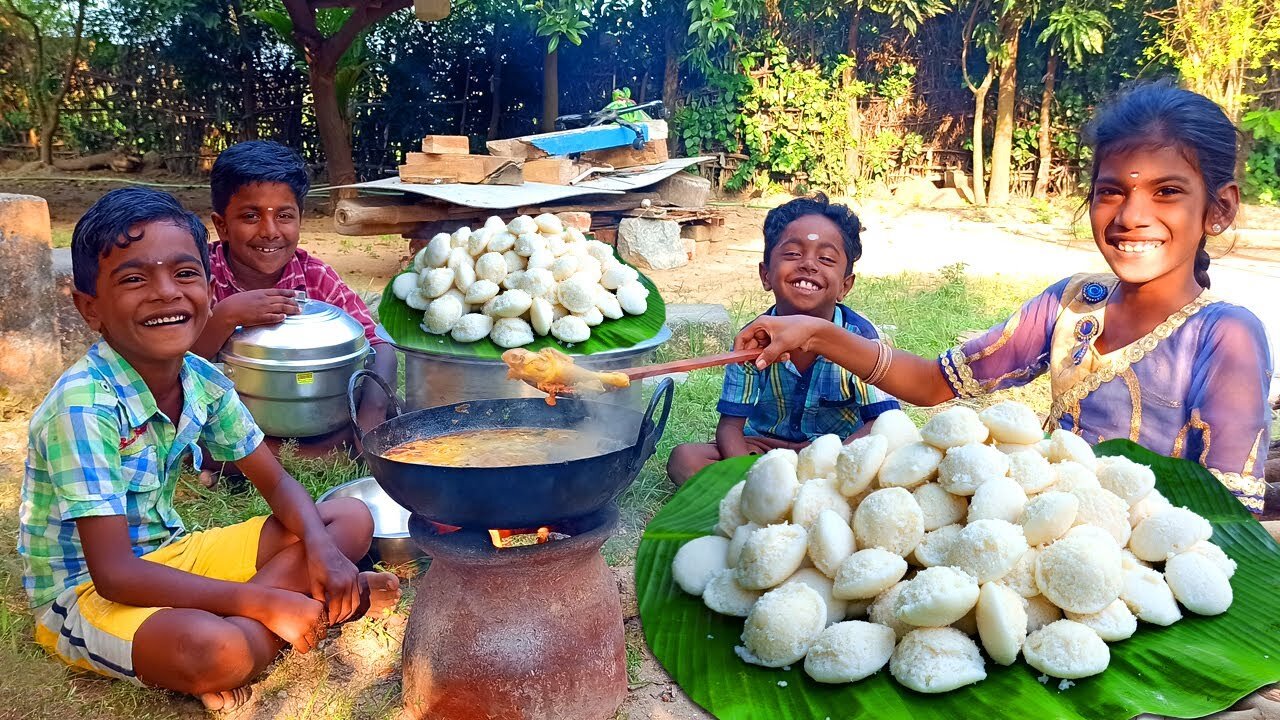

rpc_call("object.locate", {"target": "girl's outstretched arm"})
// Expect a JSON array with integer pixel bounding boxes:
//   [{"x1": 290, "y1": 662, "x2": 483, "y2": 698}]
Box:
[{"x1": 735, "y1": 315, "x2": 955, "y2": 407}]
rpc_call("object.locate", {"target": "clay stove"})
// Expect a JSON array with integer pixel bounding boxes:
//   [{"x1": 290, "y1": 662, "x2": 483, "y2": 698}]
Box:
[{"x1": 401, "y1": 506, "x2": 627, "y2": 720}]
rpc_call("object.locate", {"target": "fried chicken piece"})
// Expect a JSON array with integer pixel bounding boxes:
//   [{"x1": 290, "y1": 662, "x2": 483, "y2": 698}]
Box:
[{"x1": 502, "y1": 347, "x2": 630, "y2": 404}]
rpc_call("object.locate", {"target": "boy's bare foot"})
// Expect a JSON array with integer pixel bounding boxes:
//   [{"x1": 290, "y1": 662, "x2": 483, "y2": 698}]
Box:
[
  {"x1": 199, "y1": 685, "x2": 252, "y2": 711},
  {"x1": 361, "y1": 571, "x2": 401, "y2": 616}
]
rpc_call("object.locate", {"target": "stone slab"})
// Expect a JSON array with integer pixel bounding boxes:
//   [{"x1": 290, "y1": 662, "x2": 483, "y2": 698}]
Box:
[
  {"x1": 0, "y1": 193, "x2": 58, "y2": 389},
  {"x1": 617, "y1": 217, "x2": 686, "y2": 270}
]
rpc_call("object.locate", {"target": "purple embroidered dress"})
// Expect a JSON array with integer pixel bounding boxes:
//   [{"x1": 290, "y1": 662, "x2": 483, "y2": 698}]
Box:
[{"x1": 937, "y1": 273, "x2": 1272, "y2": 513}]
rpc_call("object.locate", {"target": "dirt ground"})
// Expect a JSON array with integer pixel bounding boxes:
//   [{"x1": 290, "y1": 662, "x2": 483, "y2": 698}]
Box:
[{"x1": 3, "y1": 171, "x2": 1279, "y2": 719}]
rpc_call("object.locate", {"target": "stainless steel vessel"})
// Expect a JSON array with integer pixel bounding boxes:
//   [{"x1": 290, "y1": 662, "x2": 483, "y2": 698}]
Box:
[
  {"x1": 388, "y1": 325, "x2": 672, "y2": 411},
  {"x1": 221, "y1": 297, "x2": 370, "y2": 437}
]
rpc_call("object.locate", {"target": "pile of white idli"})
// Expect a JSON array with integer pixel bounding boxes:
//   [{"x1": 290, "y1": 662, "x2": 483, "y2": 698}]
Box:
[
  {"x1": 670, "y1": 400, "x2": 1234, "y2": 694},
  {"x1": 390, "y1": 214, "x2": 649, "y2": 347}
]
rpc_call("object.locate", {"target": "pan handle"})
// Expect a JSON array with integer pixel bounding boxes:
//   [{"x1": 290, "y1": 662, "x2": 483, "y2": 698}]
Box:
[
  {"x1": 348, "y1": 369, "x2": 403, "y2": 436},
  {"x1": 635, "y1": 377, "x2": 675, "y2": 460}
]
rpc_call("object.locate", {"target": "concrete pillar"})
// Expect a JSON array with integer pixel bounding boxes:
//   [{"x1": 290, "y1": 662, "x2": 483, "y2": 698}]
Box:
[{"x1": 0, "y1": 193, "x2": 59, "y2": 392}]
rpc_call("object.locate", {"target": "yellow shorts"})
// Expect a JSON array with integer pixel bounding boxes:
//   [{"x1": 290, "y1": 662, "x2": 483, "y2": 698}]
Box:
[{"x1": 34, "y1": 515, "x2": 269, "y2": 685}]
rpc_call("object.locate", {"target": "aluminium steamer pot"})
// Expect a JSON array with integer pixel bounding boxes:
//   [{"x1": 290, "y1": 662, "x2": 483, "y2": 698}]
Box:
[{"x1": 220, "y1": 295, "x2": 371, "y2": 438}]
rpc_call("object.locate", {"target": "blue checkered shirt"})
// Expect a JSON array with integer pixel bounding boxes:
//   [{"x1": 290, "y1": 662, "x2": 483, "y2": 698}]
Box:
[
  {"x1": 19, "y1": 340, "x2": 263, "y2": 607},
  {"x1": 718, "y1": 305, "x2": 900, "y2": 442}
]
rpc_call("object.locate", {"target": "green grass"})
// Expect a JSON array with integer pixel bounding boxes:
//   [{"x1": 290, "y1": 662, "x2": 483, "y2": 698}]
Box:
[{"x1": 51, "y1": 228, "x2": 73, "y2": 249}]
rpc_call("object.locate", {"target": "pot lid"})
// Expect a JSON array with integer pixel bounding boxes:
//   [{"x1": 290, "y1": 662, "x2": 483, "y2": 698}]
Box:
[{"x1": 220, "y1": 294, "x2": 369, "y2": 371}]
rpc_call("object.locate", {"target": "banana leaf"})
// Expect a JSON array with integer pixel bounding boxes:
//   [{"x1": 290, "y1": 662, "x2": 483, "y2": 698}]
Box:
[
  {"x1": 377, "y1": 271, "x2": 665, "y2": 358},
  {"x1": 636, "y1": 440, "x2": 1280, "y2": 720}
]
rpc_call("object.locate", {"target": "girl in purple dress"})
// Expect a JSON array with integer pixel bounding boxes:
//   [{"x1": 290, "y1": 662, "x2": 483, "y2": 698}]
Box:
[{"x1": 736, "y1": 82, "x2": 1273, "y2": 514}]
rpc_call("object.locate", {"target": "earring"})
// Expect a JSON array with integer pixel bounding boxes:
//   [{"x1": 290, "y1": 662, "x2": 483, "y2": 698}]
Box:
[{"x1": 1212, "y1": 223, "x2": 1222, "y2": 233}]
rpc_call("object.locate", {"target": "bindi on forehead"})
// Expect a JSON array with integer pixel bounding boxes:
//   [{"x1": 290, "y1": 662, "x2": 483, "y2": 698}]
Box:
[{"x1": 807, "y1": 233, "x2": 820, "y2": 241}]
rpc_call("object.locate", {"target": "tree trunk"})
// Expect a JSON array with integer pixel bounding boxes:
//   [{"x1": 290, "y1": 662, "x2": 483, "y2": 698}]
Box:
[
  {"x1": 1032, "y1": 51, "x2": 1058, "y2": 201},
  {"x1": 38, "y1": 119, "x2": 56, "y2": 166},
  {"x1": 844, "y1": 5, "x2": 862, "y2": 189},
  {"x1": 542, "y1": 48, "x2": 559, "y2": 132},
  {"x1": 987, "y1": 13, "x2": 1021, "y2": 206},
  {"x1": 970, "y1": 73, "x2": 993, "y2": 206},
  {"x1": 35, "y1": 0, "x2": 87, "y2": 167},
  {"x1": 311, "y1": 61, "x2": 357, "y2": 190},
  {"x1": 487, "y1": 38, "x2": 504, "y2": 140}
]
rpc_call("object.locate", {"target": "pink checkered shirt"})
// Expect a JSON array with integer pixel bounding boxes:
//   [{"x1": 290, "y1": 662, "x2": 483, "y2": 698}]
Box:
[{"x1": 208, "y1": 242, "x2": 386, "y2": 347}]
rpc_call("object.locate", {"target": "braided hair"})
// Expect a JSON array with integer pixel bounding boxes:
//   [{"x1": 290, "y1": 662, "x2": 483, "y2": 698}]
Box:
[{"x1": 1083, "y1": 80, "x2": 1238, "y2": 289}]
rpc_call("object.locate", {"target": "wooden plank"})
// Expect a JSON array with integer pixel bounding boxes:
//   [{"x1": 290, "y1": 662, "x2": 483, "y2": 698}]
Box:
[
  {"x1": 582, "y1": 140, "x2": 669, "y2": 169},
  {"x1": 420, "y1": 135, "x2": 470, "y2": 154},
  {"x1": 515, "y1": 192, "x2": 664, "y2": 215},
  {"x1": 400, "y1": 154, "x2": 523, "y2": 185},
  {"x1": 522, "y1": 158, "x2": 593, "y2": 185}
]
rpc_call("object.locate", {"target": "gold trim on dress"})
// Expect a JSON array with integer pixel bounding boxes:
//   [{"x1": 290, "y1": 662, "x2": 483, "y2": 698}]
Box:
[
  {"x1": 1245, "y1": 430, "x2": 1262, "y2": 475},
  {"x1": 1049, "y1": 294, "x2": 1214, "y2": 426},
  {"x1": 1208, "y1": 469, "x2": 1266, "y2": 512},
  {"x1": 1188, "y1": 408, "x2": 1212, "y2": 466},
  {"x1": 969, "y1": 314, "x2": 1021, "y2": 362},
  {"x1": 940, "y1": 347, "x2": 984, "y2": 399},
  {"x1": 1119, "y1": 368, "x2": 1142, "y2": 442}
]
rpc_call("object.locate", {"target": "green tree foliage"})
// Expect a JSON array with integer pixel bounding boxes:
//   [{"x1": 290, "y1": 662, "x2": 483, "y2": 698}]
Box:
[{"x1": 1241, "y1": 107, "x2": 1280, "y2": 204}]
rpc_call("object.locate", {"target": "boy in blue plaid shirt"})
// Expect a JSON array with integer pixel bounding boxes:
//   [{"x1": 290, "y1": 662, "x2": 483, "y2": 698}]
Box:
[
  {"x1": 19, "y1": 188, "x2": 399, "y2": 710},
  {"x1": 667, "y1": 194, "x2": 900, "y2": 484}
]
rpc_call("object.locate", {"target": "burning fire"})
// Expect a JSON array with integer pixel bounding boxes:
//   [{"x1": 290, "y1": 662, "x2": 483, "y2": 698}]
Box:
[{"x1": 489, "y1": 526, "x2": 552, "y2": 549}]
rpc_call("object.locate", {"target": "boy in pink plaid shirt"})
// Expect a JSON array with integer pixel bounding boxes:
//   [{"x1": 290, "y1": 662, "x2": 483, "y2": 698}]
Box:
[{"x1": 192, "y1": 141, "x2": 397, "y2": 460}]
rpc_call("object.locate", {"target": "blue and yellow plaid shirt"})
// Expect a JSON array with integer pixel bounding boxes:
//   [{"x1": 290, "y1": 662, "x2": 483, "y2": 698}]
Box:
[
  {"x1": 19, "y1": 340, "x2": 263, "y2": 608},
  {"x1": 718, "y1": 305, "x2": 900, "y2": 442}
]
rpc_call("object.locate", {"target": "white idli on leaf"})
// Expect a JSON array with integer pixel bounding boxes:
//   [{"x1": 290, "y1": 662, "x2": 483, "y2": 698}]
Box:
[
  {"x1": 1065, "y1": 599, "x2": 1137, "y2": 641},
  {"x1": 792, "y1": 478, "x2": 851, "y2": 529},
  {"x1": 501, "y1": 249, "x2": 523, "y2": 272},
  {"x1": 506, "y1": 215, "x2": 537, "y2": 236},
  {"x1": 521, "y1": 268, "x2": 557, "y2": 298},
  {"x1": 391, "y1": 272, "x2": 418, "y2": 301},
  {"x1": 1049, "y1": 429, "x2": 1096, "y2": 469},
  {"x1": 727, "y1": 522, "x2": 761, "y2": 568},
  {"x1": 853, "y1": 487, "x2": 924, "y2": 557},
  {"x1": 967, "y1": 476, "x2": 1029, "y2": 524},
  {"x1": 578, "y1": 306, "x2": 604, "y2": 327},
  {"x1": 1021, "y1": 491, "x2": 1079, "y2": 546},
  {"x1": 741, "y1": 452, "x2": 800, "y2": 525},
  {"x1": 1183, "y1": 540, "x2": 1236, "y2": 579},
  {"x1": 449, "y1": 226, "x2": 472, "y2": 248},
  {"x1": 550, "y1": 315, "x2": 590, "y2": 344},
  {"x1": 1023, "y1": 620, "x2": 1110, "y2": 679},
  {"x1": 601, "y1": 262, "x2": 640, "y2": 290},
  {"x1": 894, "y1": 566, "x2": 981, "y2": 627},
  {"x1": 423, "y1": 233, "x2": 452, "y2": 268},
  {"x1": 487, "y1": 230, "x2": 518, "y2": 254},
  {"x1": 533, "y1": 212, "x2": 563, "y2": 234},
  {"x1": 784, "y1": 567, "x2": 847, "y2": 626},
  {"x1": 804, "y1": 621, "x2": 896, "y2": 684},
  {"x1": 1035, "y1": 534, "x2": 1122, "y2": 614},
  {"x1": 703, "y1": 568, "x2": 762, "y2": 617},
  {"x1": 920, "y1": 406, "x2": 989, "y2": 450},
  {"x1": 1129, "y1": 487, "x2": 1173, "y2": 528},
  {"x1": 976, "y1": 581, "x2": 1028, "y2": 666},
  {"x1": 798, "y1": 434, "x2": 842, "y2": 482},
  {"x1": 1052, "y1": 461, "x2": 1100, "y2": 493},
  {"x1": 449, "y1": 313, "x2": 493, "y2": 343},
  {"x1": 869, "y1": 409, "x2": 923, "y2": 453},
  {"x1": 467, "y1": 228, "x2": 492, "y2": 257},
  {"x1": 1096, "y1": 455, "x2": 1156, "y2": 506},
  {"x1": 463, "y1": 279, "x2": 500, "y2": 305},
  {"x1": 550, "y1": 255, "x2": 579, "y2": 281},
  {"x1": 717, "y1": 481, "x2": 747, "y2": 537},
  {"x1": 405, "y1": 288, "x2": 431, "y2": 311},
  {"x1": 947, "y1": 518, "x2": 1029, "y2": 583},
  {"x1": 514, "y1": 231, "x2": 547, "y2": 257},
  {"x1": 877, "y1": 441, "x2": 944, "y2": 490},
  {"x1": 422, "y1": 294, "x2": 464, "y2": 335},
  {"x1": 474, "y1": 252, "x2": 508, "y2": 284},
  {"x1": 979, "y1": 401, "x2": 1044, "y2": 444},
  {"x1": 596, "y1": 291, "x2": 624, "y2": 320},
  {"x1": 736, "y1": 583, "x2": 826, "y2": 667},
  {"x1": 1008, "y1": 451, "x2": 1056, "y2": 494},
  {"x1": 1165, "y1": 551, "x2": 1233, "y2": 616},
  {"x1": 420, "y1": 266, "x2": 456, "y2": 298},
  {"x1": 490, "y1": 289, "x2": 533, "y2": 319},
  {"x1": 868, "y1": 581, "x2": 913, "y2": 640},
  {"x1": 890, "y1": 628, "x2": 987, "y2": 693},
  {"x1": 1120, "y1": 565, "x2": 1182, "y2": 625},
  {"x1": 672, "y1": 535, "x2": 730, "y2": 596},
  {"x1": 617, "y1": 280, "x2": 649, "y2": 315},
  {"x1": 490, "y1": 317, "x2": 535, "y2": 348},
  {"x1": 808, "y1": 509, "x2": 856, "y2": 578},
  {"x1": 529, "y1": 297, "x2": 554, "y2": 336},
  {"x1": 836, "y1": 434, "x2": 888, "y2": 497},
  {"x1": 913, "y1": 482, "x2": 967, "y2": 531},
  {"x1": 483, "y1": 215, "x2": 507, "y2": 233},
  {"x1": 1071, "y1": 487, "x2": 1132, "y2": 546},
  {"x1": 832, "y1": 548, "x2": 908, "y2": 600},
  {"x1": 911, "y1": 524, "x2": 964, "y2": 568},
  {"x1": 556, "y1": 276, "x2": 598, "y2": 314},
  {"x1": 996, "y1": 442, "x2": 1042, "y2": 456},
  {"x1": 736, "y1": 523, "x2": 808, "y2": 590},
  {"x1": 1129, "y1": 507, "x2": 1213, "y2": 562},
  {"x1": 938, "y1": 443, "x2": 1010, "y2": 496}
]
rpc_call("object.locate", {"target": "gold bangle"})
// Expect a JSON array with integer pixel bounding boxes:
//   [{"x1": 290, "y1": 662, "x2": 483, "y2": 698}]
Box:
[{"x1": 865, "y1": 341, "x2": 891, "y2": 385}]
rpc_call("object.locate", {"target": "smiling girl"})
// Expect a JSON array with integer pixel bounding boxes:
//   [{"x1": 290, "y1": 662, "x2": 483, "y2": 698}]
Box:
[{"x1": 736, "y1": 82, "x2": 1274, "y2": 514}]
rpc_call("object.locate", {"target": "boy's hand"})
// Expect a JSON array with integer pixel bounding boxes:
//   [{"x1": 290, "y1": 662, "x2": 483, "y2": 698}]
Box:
[
  {"x1": 217, "y1": 288, "x2": 300, "y2": 328},
  {"x1": 306, "y1": 538, "x2": 362, "y2": 624},
  {"x1": 260, "y1": 589, "x2": 329, "y2": 653},
  {"x1": 735, "y1": 315, "x2": 831, "y2": 369}
]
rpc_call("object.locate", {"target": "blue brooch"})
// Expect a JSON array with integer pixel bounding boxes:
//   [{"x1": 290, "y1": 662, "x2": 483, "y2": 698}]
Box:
[
  {"x1": 1071, "y1": 315, "x2": 1101, "y2": 365},
  {"x1": 1081, "y1": 282, "x2": 1108, "y2": 304}
]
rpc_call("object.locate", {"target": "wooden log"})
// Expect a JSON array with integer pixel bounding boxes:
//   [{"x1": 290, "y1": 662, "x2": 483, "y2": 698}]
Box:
[
  {"x1": 334, "y1": 197, "x2": 452, "y2": 227},
  {"x1": 522, "y1": 158, "x2": 592, "y2": 185},
  {"x1": 400, "y1": 154, "x2": 523, "y2": 185},
  {"x1": 515, "y1": 192, "x2": 664, "y2": 215},
  {"x1": 582, "y1": 140, "x2": 669, "y2": 169},
  {"x1": 53, "y1": 149, "x2": 140, "y2": 172},
  {"x1": 420, "y1": 135, "x2": 470, "y2": 154},
  {"x1": 486, "y1": 138, "x2": 546, "y2": 161}
]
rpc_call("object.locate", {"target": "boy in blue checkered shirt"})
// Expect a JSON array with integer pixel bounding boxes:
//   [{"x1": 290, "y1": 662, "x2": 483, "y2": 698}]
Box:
[{"x1": 667, "y1": 194, "x2": 900, "y2": 484}]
